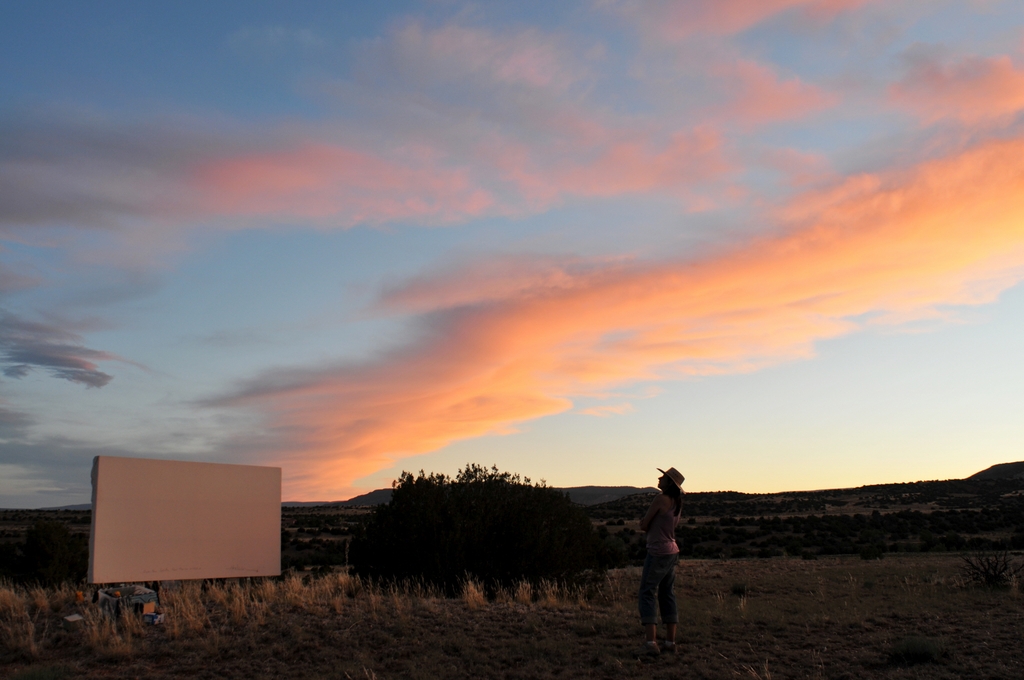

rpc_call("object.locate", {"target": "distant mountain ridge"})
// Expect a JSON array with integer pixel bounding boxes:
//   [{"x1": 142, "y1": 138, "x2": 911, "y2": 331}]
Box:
[{"x1": 26, "y1": 461, "x2": 1024, "y2": 510}]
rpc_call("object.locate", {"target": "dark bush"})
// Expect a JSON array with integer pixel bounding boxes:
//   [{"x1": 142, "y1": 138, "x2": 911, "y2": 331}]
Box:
[
  {"x1": 350, "y1": 464, "x2": 604, "y2": 593},
  {"x1": 959, "y1": 550, "x2": 1023, "y2": 588},
  {"x1": 889, "y1": 636, "x2": 946, "y2": 665},
  {"x1": 13, "y1": 521, "x2": 89, "y2": 586},
  {"x1": 8, "y1": 666, "x2": 72, "y2": 680},
  {"x1": 0, "y1": 541, "x2": 19, "y2": 580},
  {"x1": 860, "y1": 544, "x2": 884, "y2": 560}
]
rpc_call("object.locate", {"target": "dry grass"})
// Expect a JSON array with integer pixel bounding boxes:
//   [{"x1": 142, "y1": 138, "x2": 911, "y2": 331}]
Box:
[
  {"x1": 161, "y1": 581, "x2": 209, "y2": 639},
  {"x1": 461, "y1": 579, "x2": 486, "y2": 609},
  {"x1": 79, "y1": 607, "x2": 132, "y2": 658},
  {"x1": 514, "y1": 580, "x2": 533, "y2": 605},
  {"x1": 2, "y1": 556, "x2": 1024, "y2": 679},
  {"x1": 0, "y1": 585, "x2": 38, "y2": 660}
]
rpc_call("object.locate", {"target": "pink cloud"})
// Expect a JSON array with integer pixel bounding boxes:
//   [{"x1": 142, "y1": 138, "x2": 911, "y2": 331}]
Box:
[
  {"x1": 758, "y1": 146, "x2": 835, "y2": 187},
  {"x1": 218, "y1": 135, "x2": 1024, "y2": 499},
  {"x1": 711, "y1": 59, "x2": 838, "y2": 125},
  {"x1": 5, "y1": 22, "x2": 743, "y2": 236},
  {"x1": 195, "y1": 144, "x2": 494, "y2": 226},
  {"x1": 384, "y1": 22, "x2": 584, "y2": 91},
  {"x1": 191, "y1": 122, "x2": 733, "y2": 225},
  {"x1": 612, "y1": 0, "x2": 879, "y2": 40},
  {"x1": 482, "y1": 126, "x2": 733, "y2": 210},
  {"x1": 890, "y1": 51, "x2": 1024, "y2": 123},
  {"x1": 552, "y1": 127, "x2": 730, "y2": 198}
]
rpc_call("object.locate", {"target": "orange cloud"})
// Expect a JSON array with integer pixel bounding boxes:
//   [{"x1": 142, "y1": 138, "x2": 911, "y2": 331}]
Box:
[
  {"x1": 219, "y1": 135, "x2": 1024, "y2": 500},
  {"x1": 578, "y1": 403, "x2": 635, "y2": 417},
  {"x1": 890, "y1": 52, "x2": 1024, "y2": 123}
]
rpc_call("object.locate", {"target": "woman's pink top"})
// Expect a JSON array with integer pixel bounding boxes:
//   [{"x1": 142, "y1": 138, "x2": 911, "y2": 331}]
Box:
[{"x1": 646, "y1": 499, "x2": 681, "y2": 556}]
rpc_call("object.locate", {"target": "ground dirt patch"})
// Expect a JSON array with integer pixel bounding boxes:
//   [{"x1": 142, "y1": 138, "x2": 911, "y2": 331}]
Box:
[{"x1": 1, "y1": 555, "x2": 1022, "y2": 679}]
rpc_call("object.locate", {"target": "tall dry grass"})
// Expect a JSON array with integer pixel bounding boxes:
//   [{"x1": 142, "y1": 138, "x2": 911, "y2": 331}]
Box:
[
  {"x1": 461, "y1": 579, "x2": 486, "y2": 609},
  {"x1": 79, "y1": 606, "x2": 133, "y2": 658},
  {"x1": 162, "y1": 580, "x2": 209, "y2": 639},
  {"x1": 0, "y1": 582, "x2": 38, "y2": 659}
]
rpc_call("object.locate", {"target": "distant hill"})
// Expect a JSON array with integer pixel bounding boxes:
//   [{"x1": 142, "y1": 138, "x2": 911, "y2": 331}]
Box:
[
  {"x1": 334, "y1": 489, "x2": 396, "y2": 506},
  {"x1": 968, "y1": 461, "x2": 1024, "y2": 481},
  {"x1": 560, "y1": 486, "x2": 658, "y2": 505},
  {"x1": 281, "y1": 488, "x2": 394, "y2": 507}
]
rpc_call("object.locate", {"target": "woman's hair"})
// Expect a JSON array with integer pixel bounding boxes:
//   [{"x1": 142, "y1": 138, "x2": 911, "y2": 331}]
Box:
[{"x1": 663, "y1": 482, "x2": 682, "y2": 517}]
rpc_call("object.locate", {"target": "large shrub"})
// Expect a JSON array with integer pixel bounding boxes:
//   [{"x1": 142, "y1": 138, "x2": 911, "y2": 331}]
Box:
[
  {"x1": 0, "y1": 520, "x2": 89, "y2": 586},
  {"x1": 350, "y1": 464, "x2": 604, "y2": 592}
]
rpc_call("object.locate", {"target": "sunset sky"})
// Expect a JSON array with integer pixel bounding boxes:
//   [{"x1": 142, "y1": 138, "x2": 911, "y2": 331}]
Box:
[{"x1": 3, "y1": 1, "x2": 1024, "y2": 507}]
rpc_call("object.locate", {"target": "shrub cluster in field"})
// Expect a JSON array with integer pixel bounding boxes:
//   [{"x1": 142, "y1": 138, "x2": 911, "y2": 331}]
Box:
[
  {"x1": 591, "y1": 506, "x2": 1024, "y2": 565},
  {"x1": 277, "y1": 510, "x2": 362, "y2": 571},
  {"x1": 662, "y1": 507, "x2": 1024, "y2": 561},
  {"x1": 0, "y1": 522, "x2": 88, "y2": 586},
  {"x1": 350, "y1": 464, "x2": 616, "y2": 593}
]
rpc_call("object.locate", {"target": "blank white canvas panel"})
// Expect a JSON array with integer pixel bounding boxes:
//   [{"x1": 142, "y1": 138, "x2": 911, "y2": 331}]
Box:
[{"x1": 89, "y1": 456, "x2": 281, "y2": 583}]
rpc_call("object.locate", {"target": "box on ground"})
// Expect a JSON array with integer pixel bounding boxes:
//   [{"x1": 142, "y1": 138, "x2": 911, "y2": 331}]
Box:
[
  {"x1": 96, "y1": 585, "x2": 159, "y2": 618},
  {"x1": 62, "y1": 614, "x2": 84, "y2": 630}
]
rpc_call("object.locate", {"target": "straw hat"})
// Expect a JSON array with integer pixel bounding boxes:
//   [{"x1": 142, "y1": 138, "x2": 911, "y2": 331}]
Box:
[{"x1": 657, "y1": 467, "x2": 685, "y2": 489}]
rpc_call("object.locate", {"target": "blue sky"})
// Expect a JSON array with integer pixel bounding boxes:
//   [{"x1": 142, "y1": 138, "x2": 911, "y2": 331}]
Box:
[{"x1": 2, "y1": 1, "x2": 1024, "y2": 506}]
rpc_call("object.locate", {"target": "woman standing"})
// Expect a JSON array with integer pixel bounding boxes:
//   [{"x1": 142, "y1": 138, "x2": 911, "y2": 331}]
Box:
[{"x1": 637, "y1": 466, "x2": 684, "y2": 656}]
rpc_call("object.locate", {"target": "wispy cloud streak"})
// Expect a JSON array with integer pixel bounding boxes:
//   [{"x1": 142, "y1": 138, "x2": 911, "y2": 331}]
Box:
[
  {"x1": 0, "y1": 310, "x2": 117, "y2": 387},
  {"x1": 607, "y1": 0, "x2": 879, "y2": 40}
]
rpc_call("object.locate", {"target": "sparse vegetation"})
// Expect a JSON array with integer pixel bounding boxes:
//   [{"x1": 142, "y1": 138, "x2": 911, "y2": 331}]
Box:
[{"x1": 1, "y1": 555, "x2": 1023, "y2": 678}]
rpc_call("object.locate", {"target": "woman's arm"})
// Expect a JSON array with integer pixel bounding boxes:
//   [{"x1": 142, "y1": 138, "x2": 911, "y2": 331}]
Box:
[{"x1": 640, "y1": 494, "x2": 672, "y2": 532}]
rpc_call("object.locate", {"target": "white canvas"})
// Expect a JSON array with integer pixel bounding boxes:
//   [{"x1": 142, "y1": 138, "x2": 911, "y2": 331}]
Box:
[{"x1": 89, "y1": 456, "x2": 281, "y2": 583}]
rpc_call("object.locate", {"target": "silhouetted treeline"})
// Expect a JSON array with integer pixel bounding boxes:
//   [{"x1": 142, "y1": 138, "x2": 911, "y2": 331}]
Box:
[
  {"x1": 587, "y1": 477, "x2": 1024, "y2": 522},
  {"x1": 674, "y1": 506, "x2": 1024, "y2": 559}
]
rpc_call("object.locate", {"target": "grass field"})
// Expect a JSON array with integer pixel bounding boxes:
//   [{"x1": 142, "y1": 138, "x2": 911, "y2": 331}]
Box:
[{"x1": 2, "y1": 553, "x2": 1022, "y2": 679}]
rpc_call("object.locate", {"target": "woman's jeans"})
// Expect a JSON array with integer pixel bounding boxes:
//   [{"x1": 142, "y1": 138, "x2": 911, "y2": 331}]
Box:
[{"x1": 638, "y1": 552, "x2": 678, "y2": 625}]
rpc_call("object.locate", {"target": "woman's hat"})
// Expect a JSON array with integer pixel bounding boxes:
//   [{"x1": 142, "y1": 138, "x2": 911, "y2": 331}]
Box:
[{"x1": 657, "y1": 467, "x2": 685, "y2": 489}]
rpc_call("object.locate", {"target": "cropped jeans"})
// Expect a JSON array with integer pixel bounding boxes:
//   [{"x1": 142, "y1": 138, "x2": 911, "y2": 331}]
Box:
[{"x1": 638, "y1": 552, "x2": 678, "y2": 625}]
